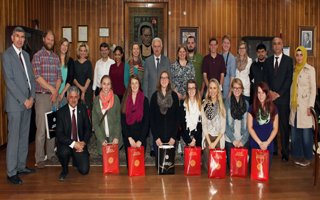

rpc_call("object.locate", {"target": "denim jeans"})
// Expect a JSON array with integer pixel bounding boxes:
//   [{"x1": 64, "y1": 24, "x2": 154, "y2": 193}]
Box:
[{"x1": 291, "y1": 125, "x2": 313, "y2": 160}]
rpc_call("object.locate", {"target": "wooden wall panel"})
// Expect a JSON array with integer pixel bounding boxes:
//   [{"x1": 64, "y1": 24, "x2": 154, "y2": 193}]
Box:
[{"x1": 239, "y1": 0, "x2": 320, "y2": 85}]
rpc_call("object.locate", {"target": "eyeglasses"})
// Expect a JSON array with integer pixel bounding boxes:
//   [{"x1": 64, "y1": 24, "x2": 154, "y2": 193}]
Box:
[{"x1": 233, "y1": 87, "x2": 242, "y2": 90}]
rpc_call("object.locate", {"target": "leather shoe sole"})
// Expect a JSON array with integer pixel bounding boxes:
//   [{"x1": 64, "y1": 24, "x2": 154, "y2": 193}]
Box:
[{"x1": 7, "y1": 175, "x2": 22, "y2": 185}]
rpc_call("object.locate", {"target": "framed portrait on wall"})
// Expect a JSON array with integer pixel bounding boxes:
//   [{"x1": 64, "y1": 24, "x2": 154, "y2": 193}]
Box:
[
  {"x1": 62, "y1": 27, "x2": 72, "y2": 42},
  {"x1": 78, "y1": 25, "x2": 88, "y2": 42},
  {"x1": 179, "y1": 27, "x2": 199, "y2": 46},
  {"x1": 124, "y1": 2, "x2": 168, "y2": 58},
  {"x1": 299, "y1": 26, "x2": 316, "y2": 56}
]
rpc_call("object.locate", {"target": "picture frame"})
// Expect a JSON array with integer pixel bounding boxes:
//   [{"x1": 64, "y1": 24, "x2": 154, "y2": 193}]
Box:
[
  {"x1": 78, "y1": 25, "x2": 88, "y2": 42},
  {"x1": 62, "y1": 27, "x2": 72, "y2": 42},
  {"x1": 124, "y1": 2, "x2": 168, "y2": 57},
  {"x1": 99, "y1": 27, "x2": 109, "y2": 37},
  {"x1": 283, "y1": 46, "x2": 290, "y2": 56},
  {"x1": 179, "y1": 27, "x2": 199, "y2": 46},
  {"x1": 299, "y1": 26, "x2": 316, "y2": 56}
]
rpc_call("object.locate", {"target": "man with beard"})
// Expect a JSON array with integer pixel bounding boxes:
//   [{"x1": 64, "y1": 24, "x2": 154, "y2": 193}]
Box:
[
  {"x1": 140, "y1": 25, "x2": 153, "y2": 60},
  {"x1": 186, "y1": 36, "x2": 204, "y2": 97},
  {"x1": 32, "y1": 30, "x2": 62, "y2": 168},
  {"x1": 249, "y1": 43, "x2": 267, "y2": 105}
]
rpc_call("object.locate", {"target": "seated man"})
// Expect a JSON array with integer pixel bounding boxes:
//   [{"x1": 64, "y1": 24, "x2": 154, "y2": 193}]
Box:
[{"x1": 56, "y1": 86, "x2": 91, "y2": 181}]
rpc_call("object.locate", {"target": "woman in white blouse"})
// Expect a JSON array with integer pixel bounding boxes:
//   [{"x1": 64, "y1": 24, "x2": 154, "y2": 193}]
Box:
[{"x1": 236, "y1": 41, "x2": 252, "y2": 102}]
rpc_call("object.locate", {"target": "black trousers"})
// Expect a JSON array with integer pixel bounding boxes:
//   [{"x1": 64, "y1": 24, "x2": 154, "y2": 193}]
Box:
[
  {"x1": 57, "y1": 144, "x2": 90, "y2": 175},
  {"x1": 274, "y1": 103, "x2": 290, "y2": 158}
]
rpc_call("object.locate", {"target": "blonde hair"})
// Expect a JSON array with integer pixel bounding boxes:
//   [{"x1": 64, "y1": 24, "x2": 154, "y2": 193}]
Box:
[
  {"x1": 76, "y1": 42, "x2": 89, "y2": 59},
  {"x1": 204, "y1": 78, "x2": 226, "y2": 117}
]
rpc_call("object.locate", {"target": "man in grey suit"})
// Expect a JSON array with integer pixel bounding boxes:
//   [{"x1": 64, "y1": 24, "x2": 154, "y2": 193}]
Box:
[
  {"x1": 143, "y1": 37, "x2": 170, "y2": 156},
  {"x1": 2, "y1": 27, "x2": 36, "y2": 184}
]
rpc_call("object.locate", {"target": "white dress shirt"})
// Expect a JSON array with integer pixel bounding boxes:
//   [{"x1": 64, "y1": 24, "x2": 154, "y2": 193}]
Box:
[
  {"x1": 92, "y1": 58, "x2": 115, "y2": 90},
  {"x1": 12, "y1": 44, "x2": 31, "y2": 90}
]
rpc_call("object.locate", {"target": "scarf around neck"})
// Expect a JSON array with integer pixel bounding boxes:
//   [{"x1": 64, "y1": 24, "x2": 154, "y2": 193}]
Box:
[
  {"x1": 236, "y1": 55, "x2": 248, "y2": 72},
  {"x1": 230, "y1": 95, "x2": 247, "y2": 120},
  {"x1": 204, "y1": 100, "x2": 219, "y2": 120},
  {"x1": 126, "y1": 90, "x2": 145, "y2": 125},
  {"x1": 99, "y1": 90, "x2": 115, "y2": 111},
  {"x1": 291, "y1": 46, "x2": 307, "y2": 112},
  {"x1": 184, "y1": 100, "x2": 201, "y2": 132},
  {"x1": 257, "y1": 107, "x2": 270, "y2": 125},
  {"x1": 129, "y1": 59, "x2": 144, "y2": 75},
  {"x1": 157, "y1": 90, "x2": 173, "y2": 115}
]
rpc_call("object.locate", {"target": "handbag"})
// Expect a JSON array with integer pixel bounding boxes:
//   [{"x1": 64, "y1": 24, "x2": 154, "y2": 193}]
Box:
[
  {"x1": 184, "y1": 146, "x2": 201, "y2": 176},
  {"x1": 128, "y1": 146, "x2": 145, "y2": 176},
  {"x1": 208, "y1": 149, "x2": 226, "y2": 179},
  {"x1": 158, "y1": 144, "x2": 175, "y2": 175},
  {"x1": 102, "y1": 144, "x2": 119, "y2": 175},
  {"x1": 230, "y1": 148, "x2": 248, "y2": 177},
  {"x1": 250, "y1": 149, "x2": 269, "y2": 181}
]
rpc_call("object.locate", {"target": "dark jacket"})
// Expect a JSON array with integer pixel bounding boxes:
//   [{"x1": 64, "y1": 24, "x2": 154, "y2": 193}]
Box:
[{"x1": 150, "y1": 91, "x2": 179, "y2": 142}]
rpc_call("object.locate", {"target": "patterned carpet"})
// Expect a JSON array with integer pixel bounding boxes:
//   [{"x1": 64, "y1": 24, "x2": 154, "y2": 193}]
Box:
[{"x1": 49, "y1": 134, "x2": 184, "y2": 166}]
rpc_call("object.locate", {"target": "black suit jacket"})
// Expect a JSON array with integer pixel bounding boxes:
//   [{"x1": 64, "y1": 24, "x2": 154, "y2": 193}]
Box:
[
  {"x1": 56, "y1": 103, "x2": 91, "y2": 147},
  {"x1": 263, "y1": 54, "x2": 293, "y2": 105}
]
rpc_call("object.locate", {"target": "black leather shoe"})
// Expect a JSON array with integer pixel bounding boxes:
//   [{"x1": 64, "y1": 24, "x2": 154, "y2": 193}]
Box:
[
  {"x1": 282, "y1": 155, "x2": 289, "y2": 162},
  {"x1": 7, "y1": 175, "x2": 22, "y2": 185},
  {"x1": 59, "y1": 172, "x2": 67, "y2": 181},
  {"x1": 17, "y1": 167, "x2": 36, "y2": 175}
]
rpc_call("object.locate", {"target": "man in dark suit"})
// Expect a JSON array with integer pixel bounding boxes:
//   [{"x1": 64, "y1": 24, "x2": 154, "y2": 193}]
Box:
[
  {"x1": 56, "y1": 86, "x2": 91, "y2": 181},
  {"x1": 264, "y1": 37, "x2": 293, "y2": 161},
  {"x1": 143, "y1": 37, "x2": 170, "y2": 156},
  {"x1": 2, "y1": 27, "x2": 36, "y2": 184}
]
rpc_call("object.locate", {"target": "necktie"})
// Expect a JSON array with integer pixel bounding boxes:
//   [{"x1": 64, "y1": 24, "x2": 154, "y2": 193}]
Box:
[
  {"x1": 72, "y1": 109, "x2": 77, "y2": 141},
  {"x1": 19, "y1": 52, "x2": 25, "y2": 70},
  {"x1": 156, "y1": 57, "x2": 160, "y2": 69},
  {"x1": 274, "y1": 57, "x2": 279, "y2": 74}
]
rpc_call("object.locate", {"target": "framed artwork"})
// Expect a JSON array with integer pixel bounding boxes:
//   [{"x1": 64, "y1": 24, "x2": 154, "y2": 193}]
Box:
[
  {"x1": 78, "y1": 25, "x2": 88, "y2": 42},
  {"x1": 62, "y1": 27, "x2": 72, "y2": 42},
  {"x1": 99, "y1": 27, "x2": 109, "y2": 37},
  {"x1": 299, "y1": 26, "x2": 315, "y2": 56},
  {"x1": 124, "y1": 2, "x2": 168, "y2": 57},
  {"x1": 179, "y1": 27, "x2": 199, "y2": 46},
  {"x1": 241, "y1": 36, "x2": 274, "y2": 60},
  {"x1": 283, "y1": 46, "x2": 290, "y2": 56}
]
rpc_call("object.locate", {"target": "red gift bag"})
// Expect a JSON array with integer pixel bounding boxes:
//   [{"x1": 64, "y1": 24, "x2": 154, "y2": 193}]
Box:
[
  {"x1": 102, "y1": 144, "x2": 119, "y2": 175},
  {"x1": 251, "y1": 149, "x2": 269, "y2": 181},
  {"x1": 184, "y1": 146, "x2": 201, "y2": 176},
  {"x1": 230, "y1": 148, "x2": 248, "y2": 177},
  {"x1": 128, "y1": 146, "x2": 145, "y2": 176},
  {"x1": 208, "y1": 149, "x2": 226, "y2": 179}
]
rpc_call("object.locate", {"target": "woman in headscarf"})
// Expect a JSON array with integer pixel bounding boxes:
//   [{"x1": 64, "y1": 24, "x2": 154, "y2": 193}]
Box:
[{"x1": 290, "y1": 46, "x2": 316, "y2": 167}]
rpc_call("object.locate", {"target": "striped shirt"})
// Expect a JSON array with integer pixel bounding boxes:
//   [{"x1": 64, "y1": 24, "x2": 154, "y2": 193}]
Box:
[{"x1": 32, "y1": 47, "x2": 61, "y2": 93}]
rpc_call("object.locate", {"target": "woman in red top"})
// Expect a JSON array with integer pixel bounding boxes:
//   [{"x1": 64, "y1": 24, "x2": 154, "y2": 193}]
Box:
[{"x1": 109, "y1": 46, "x2": 126, "y2": 102}]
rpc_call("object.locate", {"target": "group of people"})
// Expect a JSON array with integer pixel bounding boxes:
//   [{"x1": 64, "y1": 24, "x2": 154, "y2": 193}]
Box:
[{"x1": 3, "y1": 26, "x2": 316, "y2": 184}]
